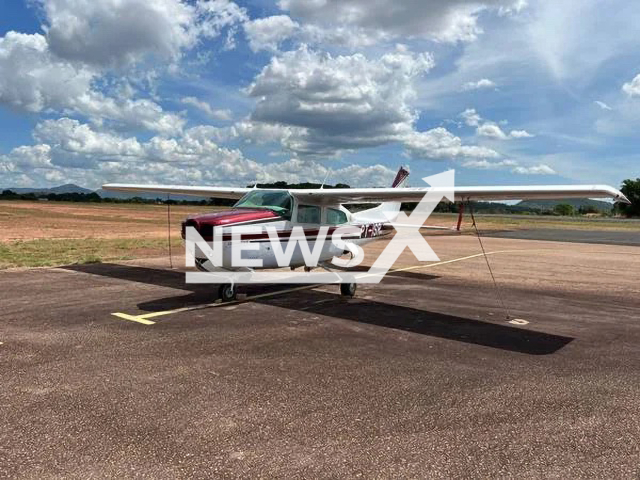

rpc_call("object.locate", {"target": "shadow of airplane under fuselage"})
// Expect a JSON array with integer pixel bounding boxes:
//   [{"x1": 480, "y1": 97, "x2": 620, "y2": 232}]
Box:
[{"x1": 62, "y1": 263, "x2": 573, "y2": 355}]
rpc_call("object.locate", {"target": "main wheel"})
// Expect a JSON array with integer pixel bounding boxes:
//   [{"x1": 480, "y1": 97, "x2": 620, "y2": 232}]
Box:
[
  {"x1": 218, "y1": 283, "x2": 237, "y2": 302},
  {"x1": 340, "y1": 282, "x2": 357, "y2": 297}
]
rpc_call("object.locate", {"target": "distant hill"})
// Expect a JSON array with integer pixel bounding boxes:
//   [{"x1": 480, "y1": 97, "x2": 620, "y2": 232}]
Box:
[
  {"x1": 0, "y1": 183, "x2": 207, "y2": 201},
  {"x1": 516, "y1": 198, "x2": 613, "y2": 212},
  {"x1": 49, "y1": 183, "x2": 94, "y2": 194},
  {"x1": 2, "y1": 183, "x2": 93, "y2": 195}
]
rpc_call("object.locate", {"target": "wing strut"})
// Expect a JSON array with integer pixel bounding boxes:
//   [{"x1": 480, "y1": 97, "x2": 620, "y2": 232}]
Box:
[
  {"x1": 468, "y1": 202, "x2": 511, "y2": 321},
  {"x1": 456, "y1": 203, "x2": 465, "y2": 231},
  {"x1": 166, "y1": 194, "x2": 174, "y2": 269}
]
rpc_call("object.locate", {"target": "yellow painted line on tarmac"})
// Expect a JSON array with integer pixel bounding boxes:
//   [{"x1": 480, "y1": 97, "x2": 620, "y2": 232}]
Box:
[
  {"x1": 112, "y1": 312, "x2": 156, "y2": 325},
  {"x1": 355, "y1": 249, "x2": 527, "y2": 280},
  {"x1": 110, "y1": 249, "x2": 533, "y2": 325},
  {"x1": 111, "y1": 284, "x2": 323, "y2": 325}
]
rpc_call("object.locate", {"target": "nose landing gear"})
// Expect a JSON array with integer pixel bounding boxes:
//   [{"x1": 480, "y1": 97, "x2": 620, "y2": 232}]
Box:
[{"x1": 218, "y1": 283, "x2": 237, "y2": 302}]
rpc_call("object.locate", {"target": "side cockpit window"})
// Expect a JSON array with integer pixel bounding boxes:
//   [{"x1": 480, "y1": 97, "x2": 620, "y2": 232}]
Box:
[
  {"x1": 297, "y1": 205, "x2": 321, "y2": 224},
  {"x1": 326, "y1": 208, "x2": 347, "y2": 225}
]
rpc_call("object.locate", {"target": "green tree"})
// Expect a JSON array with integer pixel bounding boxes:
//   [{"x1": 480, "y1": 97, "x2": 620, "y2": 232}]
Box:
[
  {"x1": 617, "y1": 178, "x2": 640, "y2": 218},
  {"x1": 578, "y1": 205, "x2": 599, "y2": 215},
  {"x1": 554, "y1": 203, "x2": 575, "y2": 216}
]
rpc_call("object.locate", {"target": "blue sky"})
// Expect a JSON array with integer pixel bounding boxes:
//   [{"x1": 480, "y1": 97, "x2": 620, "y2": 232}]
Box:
[{"x1": 1, "y1": 0, "x2": 639, "y2": 189}]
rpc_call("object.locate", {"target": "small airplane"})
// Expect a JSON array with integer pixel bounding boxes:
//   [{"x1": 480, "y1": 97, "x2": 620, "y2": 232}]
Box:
[{"x1": 103, "y1": 168, "x2": 630, "y2": 301}]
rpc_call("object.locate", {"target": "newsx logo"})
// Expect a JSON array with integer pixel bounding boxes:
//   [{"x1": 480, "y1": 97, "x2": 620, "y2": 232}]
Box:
[{"x1": 184, "y1": 170, "x2": 455, "y2": 285}]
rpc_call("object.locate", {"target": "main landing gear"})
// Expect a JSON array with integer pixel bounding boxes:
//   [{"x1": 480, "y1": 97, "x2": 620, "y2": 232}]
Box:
[
  {"x1": 218, "y1": 281, "x2": 356, "y2": 302},
  {"x1": 218, "y1": 283, "x2": 237, "y2": 302},
  {"x1": 340, "y1": 282, "x2": 357, "y2": 298}
]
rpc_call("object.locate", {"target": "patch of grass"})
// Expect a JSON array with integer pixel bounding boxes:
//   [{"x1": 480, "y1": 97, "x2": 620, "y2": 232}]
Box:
[
  {"x1": 0, "y1": 237, "x2": 183, "y2": 269},
  {"x1": 79, "y1": 254, "x2": 103, "y2": 265}
]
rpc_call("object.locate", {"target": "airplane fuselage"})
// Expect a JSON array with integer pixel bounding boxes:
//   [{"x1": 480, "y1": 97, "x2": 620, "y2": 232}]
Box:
[{"x1": 182, "y1": 202, "x2": 394, "y2": 271}]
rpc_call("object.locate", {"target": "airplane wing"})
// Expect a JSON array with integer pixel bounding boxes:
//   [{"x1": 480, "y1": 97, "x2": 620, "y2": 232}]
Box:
[
  {"x1": 102, "y1": 183, "x2": 630, "y2": 204},
  {"x1": 101, "y1": 184, "x2": 252, "y2": 199},
  {"x1": 286, "y1": 185, "x2": 630, "y2": 205}
]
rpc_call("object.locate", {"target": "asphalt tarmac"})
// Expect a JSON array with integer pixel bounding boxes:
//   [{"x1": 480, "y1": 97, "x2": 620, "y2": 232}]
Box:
[
  {"x1": 1, "y1": 235, "x2": 639, "y2": 477},
  {"x1": 485, "y1": 228, "x2": 640, "y2": 246}
]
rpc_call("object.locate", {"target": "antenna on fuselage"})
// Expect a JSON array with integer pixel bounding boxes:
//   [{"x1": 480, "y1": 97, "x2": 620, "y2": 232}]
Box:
[{"x1": 320, "y1": 169, "x2": 332, "y2": 189}]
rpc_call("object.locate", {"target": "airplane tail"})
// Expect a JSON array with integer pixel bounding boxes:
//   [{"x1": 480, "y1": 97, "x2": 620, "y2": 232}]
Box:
[
  {"x1": 391, "y1": 166, "x2": 410, "y2": 188},
  {"x1": 352, "y1": 166, "x2": 409, "y2": 223}
]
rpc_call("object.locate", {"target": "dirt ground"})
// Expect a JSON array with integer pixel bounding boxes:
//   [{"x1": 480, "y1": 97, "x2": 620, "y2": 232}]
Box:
[
  {"x1": 1, "y1": 201, "x2": 638, "y2": 269},
  {"x1": 0, "y1": 201, "x2": 217, "y2": 241}
]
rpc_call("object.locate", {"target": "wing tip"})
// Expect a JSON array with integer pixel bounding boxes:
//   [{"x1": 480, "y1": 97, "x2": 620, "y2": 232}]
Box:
[
  {"x1": 618, "y1": 193, "x2": 632, "y2": 205},
  {"x1": 598, "y1": 185, "x2": 630, "y2": 204}
]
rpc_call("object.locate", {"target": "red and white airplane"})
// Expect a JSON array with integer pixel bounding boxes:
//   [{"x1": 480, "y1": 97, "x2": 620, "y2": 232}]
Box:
[{"x1": 103, "y1": 168, "x2": 630, "y2": 300}]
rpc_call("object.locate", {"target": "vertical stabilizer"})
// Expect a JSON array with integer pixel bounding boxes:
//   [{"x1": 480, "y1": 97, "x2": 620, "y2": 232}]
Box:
[{"x1": 391, "y1": 166, "x2": 410, "y2": 188}]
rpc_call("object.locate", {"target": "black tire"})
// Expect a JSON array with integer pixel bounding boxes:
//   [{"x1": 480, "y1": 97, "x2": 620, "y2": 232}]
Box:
[
  {"x1": 340, "y1": 282, "x2": 357, "y2": 297},
  {"x1": 218, "y1": 283, "x2": 237, "y2": 302}
]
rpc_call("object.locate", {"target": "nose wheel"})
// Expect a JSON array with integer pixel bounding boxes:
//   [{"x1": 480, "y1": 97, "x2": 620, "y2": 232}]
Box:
[
  {"x1": 340, "y1": 282, "x2": 357, "y2": 297},
  {"x1": 218, "y1": 283, "x2": 237, "y2": 302}
]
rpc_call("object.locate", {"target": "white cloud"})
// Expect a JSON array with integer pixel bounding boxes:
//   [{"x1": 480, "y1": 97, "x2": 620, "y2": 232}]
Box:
[
  {"x1": 77, "y1": 96, "x2": 185, "y2": 134},
  {"x1": 242, "y1": 14, "x2": 385, "y2": 52},
  {"x1": 195, "y1": 0, "x2": 249, "y2": 38},
  {"x1": 278, "y1": 0, "x2": 527, "y2": 44},
  {"x1": 38, "y1": 0, "x2": 247, "y2": 67},
  {"x1": 243, "y1": 15, "x2": 299, "y2": 52},
  {"x1": 2, "y1": 118, "x2": 398, "y2": 188},
  {"x1": 622, "y1": 73, "x2": 640, "y2": 97},
  {"x1": 462, "y1": 78, "x2": 496, "y2": 90},
  {"x1": 231, "y1": 121, "x2": 301, "y2": 146},
  {"x1": 181, "y1": 97, "x2": 232, "y2": 121},
  {"x1": 245, "y1": 45, "x2": 434, "y2": 156},
  {"x1": 242, "y1": 46, "x2": 498, "y2": 160},
  {"x1": 0, "y1": 145, "x2": 53, "y2": 172},
  {"x1": 299, "y1": 24, "x2": 389, "y2": 49},
  {"x1": 0, "y1": 32, "x2": 93, "y2": 113},
  {"x1": 508, "y1": 129, "x2": 534, "y2": 138},
  {"x1": 461, "y1": 108, "x2": 533, "y2": 139},
  {"x1": 25, "y1": 118, "x2": 265, "y2": 183},
  {"x1": 460, "y1": 108, "x2": 482, "y2": 126},
  {"x1": 0, "y1": 31, "x2": 184, "y2": 134},
  {"x1": 498, "y1": 0, "x2": 528, "y2": 16},
  {"x1": 431, "y1": 7, "x2": 483, "y2": 43},
  {"x1": 594, "y1": 100, "x2": 613, "y2": 111},
  {"x1": 462, "y1": 159, "x2": 517, "y2": 169},
  {"x1": 477, "y1": 124, "x2": 534, "y2": 139},
  {"x1": 512, "y1": 164, "x2": 556, "y2": 175},
  {"x1": 403, "y1": 128, "x2": 500, "y2": 160},
  {"x1": 477, "y1": 123, "x2": 508, "y2": 139},
  {"x1": 255, "y1": 158, "x2": 395, "y2": 186},
  {"x1": 463, "y1": 159, "x2": 555, "y2": 175},
  {"x1": 34, "y1": 118, "x2": 144, "y2": 167}
]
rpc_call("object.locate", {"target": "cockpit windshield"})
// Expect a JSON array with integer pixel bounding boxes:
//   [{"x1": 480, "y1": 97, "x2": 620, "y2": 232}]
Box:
[{"x1": 233, "y1": 190, "x2": 292, "y2": 217}]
